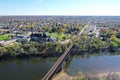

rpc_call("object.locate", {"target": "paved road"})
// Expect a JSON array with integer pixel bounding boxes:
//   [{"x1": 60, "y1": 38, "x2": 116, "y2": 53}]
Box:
[
  {"x1": 86, "y1": 25, "x2": 96, "y2": 33},
  {"x1": 79, "y1": 20, "x2": 92, "y2": 35},
  {"x1": 79, "y1": 20, "x2": 100, "y2": 37}
]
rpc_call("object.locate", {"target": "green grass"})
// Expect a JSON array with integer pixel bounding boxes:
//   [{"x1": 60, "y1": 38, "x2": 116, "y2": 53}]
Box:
[
  {"x1": 46, "y1": 32, "x2": 66, "y2": 40},
  {"x1": 0, "y1": 35, "x2": 9, "y2": 40}
]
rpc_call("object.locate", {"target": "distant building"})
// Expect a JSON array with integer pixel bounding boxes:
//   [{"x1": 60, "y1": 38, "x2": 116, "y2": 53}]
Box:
[
  {"x1": 0, "y1": 23, "x2": 5, "y2": 28},
  {"x1": 15, "y1": 35, "x2": 30, "y2": 44},
  {"x1": 30, "y1": 33, "x2": 50, "y2": 42},
  {"x1": 117, "y1": 33, "x2": 120, "y2": 38}
]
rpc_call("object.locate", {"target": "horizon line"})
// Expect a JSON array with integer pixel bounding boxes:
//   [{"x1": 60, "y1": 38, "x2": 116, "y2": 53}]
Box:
[{"x1": 1, "y1": 15, "x2": 120, "y2": 16}]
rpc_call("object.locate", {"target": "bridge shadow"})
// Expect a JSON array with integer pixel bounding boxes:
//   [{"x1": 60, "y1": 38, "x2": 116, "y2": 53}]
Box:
[{"x1": 63, "y1": 55, "x2": 74, "y2": 71}]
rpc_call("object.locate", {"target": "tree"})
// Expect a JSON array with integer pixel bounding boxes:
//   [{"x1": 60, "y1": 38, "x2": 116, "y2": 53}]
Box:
[
  {"x1": 60, "y1": 28, "x2": 65, "y2": 34},
  {"x1": 0, "y1": 47, "x2": 3, "y2": 56},
  {"x1": 110, "y1": 41, "x2": 118, "y2": 49},
  {"x1": 1, "y1": 46, "x2": 7, "y2": 55},
  {"x1": 110, "y1": 35, "x2": 120, "y2": 47}
]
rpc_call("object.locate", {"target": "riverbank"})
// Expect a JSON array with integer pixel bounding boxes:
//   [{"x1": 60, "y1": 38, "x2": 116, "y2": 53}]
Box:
[
  {"x1": 0, "y1": 47, "x2": 120, "y2": 61},
  {"x1": 53, "y1": 70, "x2": 73, "y2": 80},
  {"x1": 53, "y1": 70, "x2": 120, "y2": 80}
]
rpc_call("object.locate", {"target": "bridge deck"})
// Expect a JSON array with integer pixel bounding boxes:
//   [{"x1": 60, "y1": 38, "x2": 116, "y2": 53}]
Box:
[{"x1": 42, "y1": 44, "x2": 74, "y2": 80}]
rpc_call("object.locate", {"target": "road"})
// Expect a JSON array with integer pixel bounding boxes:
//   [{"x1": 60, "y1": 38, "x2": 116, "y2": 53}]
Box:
[
  {"x1": 79, "y1": 20, "x2": 92, "y2": 35},
  {"x1": 79, "y1": 20, "x2": 100, "y2": 37}
]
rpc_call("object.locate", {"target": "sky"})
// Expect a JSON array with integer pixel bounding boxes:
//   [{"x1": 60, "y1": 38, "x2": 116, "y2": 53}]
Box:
[{"x1": 0, "y1": 0, "x2": 120, "y2": 15}]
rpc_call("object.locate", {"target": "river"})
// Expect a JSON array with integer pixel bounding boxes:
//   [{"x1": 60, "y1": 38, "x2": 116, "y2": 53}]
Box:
[
  {"x1": 65, "y1": 52, "x2": 120, "y2": 76},
  {"x1": 0, "y1": 57, "x2": 58, "y2": 80},
  {"x1": 0, "y1": 52, "x2": 120, "y2": 80}
]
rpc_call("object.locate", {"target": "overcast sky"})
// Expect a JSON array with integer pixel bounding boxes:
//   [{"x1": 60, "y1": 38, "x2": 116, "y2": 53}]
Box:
[{"x1": 0, "y1": 0, "x2": 120, "y2": 15}]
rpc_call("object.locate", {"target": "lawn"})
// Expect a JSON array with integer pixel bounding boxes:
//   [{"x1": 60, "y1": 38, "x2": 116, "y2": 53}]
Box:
[
  {"x1": 0, "y1": 35, "x2": 9, "y2": 40},
  {"x1": 46, "y1": 32, "x2": 66, "y2": 40}
]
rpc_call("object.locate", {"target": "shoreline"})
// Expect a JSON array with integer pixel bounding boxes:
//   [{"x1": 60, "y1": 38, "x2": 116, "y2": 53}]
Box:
[
  {"x1": 53, "y1": 70, "x2": 120, "y2": 80},
  {"x1": 0, "y1": 48, "x2": 120, "y2": 61}
]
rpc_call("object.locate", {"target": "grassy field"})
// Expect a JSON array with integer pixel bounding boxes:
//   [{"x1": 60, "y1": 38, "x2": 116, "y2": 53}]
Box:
[
  {"x1": 0, "y1": 35, "x2": 9, "y2": 40},
  {"x1": 46, "y1": 32, "x2": 66, "y2": 40}
]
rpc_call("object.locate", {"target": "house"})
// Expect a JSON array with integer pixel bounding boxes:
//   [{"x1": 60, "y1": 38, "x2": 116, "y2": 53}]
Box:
[
  {"x1": 0, "y1": 23, "x2": 5, "y2": 29},
  {"x1": 15, "y1": 35, "x2": 30, "y2": 44},
  {"x1": 117, "y1": 33, "x2": 120, "y2": 38},
  {"x1": 30, "y1": 33, "x2": 49, "y2": 42},
  {"x1": 30, "y1": 31, "x2": 52, "y2": 42}
]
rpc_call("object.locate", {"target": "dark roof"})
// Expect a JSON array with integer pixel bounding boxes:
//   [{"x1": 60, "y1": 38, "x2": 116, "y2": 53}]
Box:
[
  {"x1": 31, "y1": 34, "x2": 42, "y2": 37},
  {"x1": 16, "y1": 36, "x2": 24, "y2": 38},
  {"x1": 30, "y1": 33, "x2": 47, "y2": 38}
]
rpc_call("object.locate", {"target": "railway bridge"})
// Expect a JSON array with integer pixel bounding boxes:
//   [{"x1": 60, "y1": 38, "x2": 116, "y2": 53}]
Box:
[{"x1": 42, "y1": 44, "x2": 74, "y2": 80}]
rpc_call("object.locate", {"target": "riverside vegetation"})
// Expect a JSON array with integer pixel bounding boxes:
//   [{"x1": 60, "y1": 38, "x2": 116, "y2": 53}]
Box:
[{"x1": 1, "y1": 33, "x2": 120, "y2": 60}]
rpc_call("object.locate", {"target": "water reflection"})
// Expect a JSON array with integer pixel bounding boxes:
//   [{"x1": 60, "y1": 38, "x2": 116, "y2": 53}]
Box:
[
  {"x1": 0, "y1": 57, "x2": 58, "y2": 80},
  {"x1": 66, "y1": 52, "x2": 120, "y2": 76}
]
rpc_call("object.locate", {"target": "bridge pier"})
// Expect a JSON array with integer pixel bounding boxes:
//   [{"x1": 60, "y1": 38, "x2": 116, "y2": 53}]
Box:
[
  {"x1": 65, "y1": 54, "x2": 70, "y2": 61},
  {"x1": 52, "y1": 65, "x2": 62, "y2": 79},
  {"x1": 57, "y1": 65, "x2": 62, "y2": 73}
]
